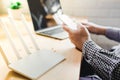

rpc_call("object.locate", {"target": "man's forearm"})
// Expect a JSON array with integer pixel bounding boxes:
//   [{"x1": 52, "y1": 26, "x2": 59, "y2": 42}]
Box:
[
  {"x1": 82, "y1": 22, "x2": 120, "y2": 39},
  {"x1": 82, "y1": 40, "x2": 120, "y2": 80},
  {"x1": 94, "y1": 26, "x2": 120, "y2": 42},
  {"x1": 105, "y1": 28, "x2": 120, "y2": 42},
  {"x1": 95, "y1": 26, "x2": 106, "y2": 35}
]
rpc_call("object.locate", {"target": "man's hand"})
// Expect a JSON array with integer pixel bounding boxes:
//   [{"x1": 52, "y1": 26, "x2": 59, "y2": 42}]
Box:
[
  {"x1": 82, "y1": 22, "x2": 106, "y2": 35},
  {"x1": 63, "y1": 24, "x2": 91, "y2": 51}
]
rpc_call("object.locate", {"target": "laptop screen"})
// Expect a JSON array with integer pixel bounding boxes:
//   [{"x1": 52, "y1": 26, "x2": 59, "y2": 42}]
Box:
[{"x1": 27, "y1": 0, "x2": 62, "y2": 31}]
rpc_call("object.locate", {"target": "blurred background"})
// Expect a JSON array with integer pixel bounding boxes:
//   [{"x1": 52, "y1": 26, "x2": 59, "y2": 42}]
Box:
[
  {"x1": 0, "y1": 0, "x2": 120, "y2": 49},
  {"x1": 0, "y1": 0, "x2": 29, "y2": 15},
  {"x1": 0, "y1": 0, "x2": 120, "y2": 27},
  {"x1": 60, "y1": 0, "x2": 120, "y2": 27}
]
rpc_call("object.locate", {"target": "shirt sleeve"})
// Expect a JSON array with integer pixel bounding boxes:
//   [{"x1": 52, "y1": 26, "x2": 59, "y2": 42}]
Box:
[
  {"x1": 105, "y1": 28, "x2": 120, "y2": 42},
  {"x1": 82, "y1": 40, "x2": 120, "y2": 80}
]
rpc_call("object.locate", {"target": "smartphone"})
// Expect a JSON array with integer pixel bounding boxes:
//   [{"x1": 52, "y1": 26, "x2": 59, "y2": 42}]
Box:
[{"x1": 58, "y1": 14, "x2": 77, "y2": 30}]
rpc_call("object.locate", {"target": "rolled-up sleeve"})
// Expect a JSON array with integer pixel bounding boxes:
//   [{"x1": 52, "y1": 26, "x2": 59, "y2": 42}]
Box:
[
  {"x1": 105, "y1": 28, "x2": 120, "y2": 42},
  {"x1": 82, "y1": 40, "x2": 120, "y2": 80}
]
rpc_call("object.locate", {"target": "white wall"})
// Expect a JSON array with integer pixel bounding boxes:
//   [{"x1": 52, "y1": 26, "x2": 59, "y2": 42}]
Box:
[
  {"x1": 60, "y1": 0, "x2": 120, "y2": 27},
  {"x1": 0, "y1": 0, "x2": 8, "y2": 14}
]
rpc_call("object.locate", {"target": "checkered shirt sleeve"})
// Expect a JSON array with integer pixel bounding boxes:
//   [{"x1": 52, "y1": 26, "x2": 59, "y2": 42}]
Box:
[{"x1": 82, "y1": 40, "x2": 120, "y2": 80}]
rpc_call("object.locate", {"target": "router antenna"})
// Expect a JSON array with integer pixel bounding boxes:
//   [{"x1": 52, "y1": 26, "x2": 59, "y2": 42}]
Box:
[
  {"x1": 0, "y1": 19, "x2": 21, "y2": 59},
  {"x1": 8, "y1": 16, "x2": 31, "y2": 54},
  {"x1": 0, "y1": 45, "x2": 10, "y2": 65},
  {"x1": 21, "y1": 14, "x2": 40, "y2": 50}
]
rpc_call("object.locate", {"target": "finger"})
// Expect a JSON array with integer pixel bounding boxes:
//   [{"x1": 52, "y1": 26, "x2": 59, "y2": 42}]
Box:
[
  {"x1": 81, "y1": 21, "x2": 95, "y2": 26},
  {"x1": 76, "y1": 25, "x2": 81, "y2": 30},
  {"x1": 81, "y1": 21, "x2": 89, "y2": 25}
]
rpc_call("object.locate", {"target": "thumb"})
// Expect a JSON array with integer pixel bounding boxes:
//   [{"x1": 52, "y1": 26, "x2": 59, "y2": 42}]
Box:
[
  {"x1": 76, "y1": 22, "x2": 85, "y2": 29},
  {"x1": 62, "y1": 24, "x2": 73, "y2": 34},
  {"x1": 81, "y1": 21, "x2": 88, "y2": 25}
]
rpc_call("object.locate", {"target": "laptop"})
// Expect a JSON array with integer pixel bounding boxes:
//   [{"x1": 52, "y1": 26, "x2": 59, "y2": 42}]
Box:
[{"x1": 27, "y1": 0, "x2": 68, "y2": 40}]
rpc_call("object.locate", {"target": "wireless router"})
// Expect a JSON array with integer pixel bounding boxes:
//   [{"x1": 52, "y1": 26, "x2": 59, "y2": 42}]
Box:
[{"x1": 0, "y1": 15, "x2": 65, "y2": 80}]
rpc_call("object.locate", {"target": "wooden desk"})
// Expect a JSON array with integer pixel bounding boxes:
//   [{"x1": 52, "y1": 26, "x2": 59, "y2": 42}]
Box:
[{"x1": 0, "y1": 16, "x2": 82, "y2": 80}]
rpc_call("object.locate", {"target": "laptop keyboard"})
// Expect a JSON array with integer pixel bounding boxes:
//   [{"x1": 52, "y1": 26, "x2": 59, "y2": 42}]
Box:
[{"x1": 41, "y1": 27, "x2": 64, "y2": 35}]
